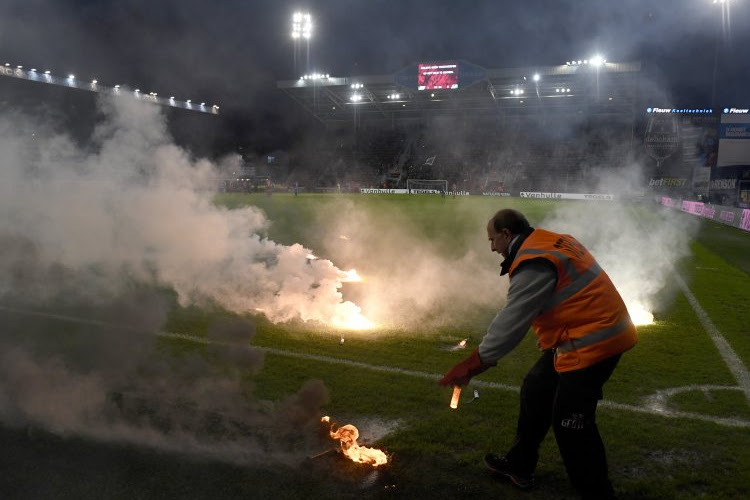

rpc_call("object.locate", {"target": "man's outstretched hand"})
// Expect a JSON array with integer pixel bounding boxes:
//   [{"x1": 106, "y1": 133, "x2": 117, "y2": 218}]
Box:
[{"x1": 439, "y1": 347, "x2": 495, "y2": 387}]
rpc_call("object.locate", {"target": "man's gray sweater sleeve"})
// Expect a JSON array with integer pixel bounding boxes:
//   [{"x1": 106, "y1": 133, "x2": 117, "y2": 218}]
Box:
[{"x1": 478, "y1": 261, "x2": 557, "y2": 365}]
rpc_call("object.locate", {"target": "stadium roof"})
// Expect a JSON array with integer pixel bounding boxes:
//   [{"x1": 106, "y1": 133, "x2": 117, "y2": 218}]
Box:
[
  {"x1": 277, "y1": 60, "x2": 641, "y2": 125},
  {"x1": 0, "y1": 64, "x2": 219, "y2": 115}
]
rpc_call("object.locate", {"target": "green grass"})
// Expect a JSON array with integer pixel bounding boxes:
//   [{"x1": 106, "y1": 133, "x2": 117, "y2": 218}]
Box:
[{"x1": 4, "y1": 193, "x2": 750, "y2": 499}]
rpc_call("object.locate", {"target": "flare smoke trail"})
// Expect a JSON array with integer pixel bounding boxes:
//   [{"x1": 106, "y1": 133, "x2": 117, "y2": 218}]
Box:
[
  {"x1": 0, "y1": 97, "x2": 347, "y2": 463},
  {"x1": 0, "y1": 96, "x2": 363, "y2": 326},
  {"x1": 540, "y1": 165, "x2": 700, "y2": 322}
]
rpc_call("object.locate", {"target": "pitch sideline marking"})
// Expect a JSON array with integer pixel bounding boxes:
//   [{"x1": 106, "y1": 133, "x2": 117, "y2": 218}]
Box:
[
  {"x1": 673, "y1": 274, "x2": 750, "y2": 404},
  {"x1": 2, "y1": 305, "x2": 749, "y2": 428},
  {"x1": 243, "y1": 341, "x2": 750, "y2": 428}
]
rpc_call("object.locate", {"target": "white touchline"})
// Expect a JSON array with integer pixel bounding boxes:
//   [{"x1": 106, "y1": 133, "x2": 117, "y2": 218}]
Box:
[
  {"x1": 247, "y1": 342, "x2": 750, "y2": 428},
  {"x1": 1, "y1": 305, "x2": 748, "y2": 428},
  {"x1": 674, "y1": 274, "x2": 750, "y2": 404}
]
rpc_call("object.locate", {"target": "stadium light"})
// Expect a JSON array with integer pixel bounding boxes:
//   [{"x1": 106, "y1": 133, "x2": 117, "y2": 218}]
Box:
[
  {"x1": 590, "y1": 54, "x2": 606, "y2": 67},
  {"x1": 68, "y1": 74, "x2": 75, "y2": 79},
  {"x1": 533, "y1": 73, "x2": 540, "y2": 82},
  {"x1": 302, "y1": 13, "x2": 312, "y2": 39},
  {"x1": 291, "y1": 12, "x2": 312, "y2": 74},
  {"x1": 291, "y1": 12, "x2": 302, "y2": 38}
]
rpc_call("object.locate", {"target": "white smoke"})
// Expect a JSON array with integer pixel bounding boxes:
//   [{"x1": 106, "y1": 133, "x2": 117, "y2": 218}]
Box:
[
  {"x1": 0, "y1": 96, "x2": 362, "y2": 326},
  {"x1": 540, "y1": 164, "x2": 699, "y2": 323},
  {"x1": 0, "y1": 96, "x2": 346, "y2": 461},
  {"x1": 308, "y1": 198, "x2": 504, "y2": 329}
]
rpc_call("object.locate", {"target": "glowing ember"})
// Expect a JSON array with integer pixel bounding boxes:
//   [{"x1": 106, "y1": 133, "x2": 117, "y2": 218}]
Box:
[
  {"x1": 627, "y1": 301, "x2": 654, "y2": 326},
  {"x1": 321, "y1": 416, "x2": 388, "y2": 467},
  {"x1": 340, "y1": 269, "x2": 364, "y2": 282}
]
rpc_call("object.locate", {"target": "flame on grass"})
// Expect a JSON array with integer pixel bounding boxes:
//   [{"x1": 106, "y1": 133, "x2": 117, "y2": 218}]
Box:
[
  {"x1": 332, "y1": 268, "x2": 375, "y2": 329},
  {"x1": 627, "y1": 301, "x2": 654, "y2": 326},
  {"x1": 321, "y1": 416, "x2": 388, "y2": 467}
]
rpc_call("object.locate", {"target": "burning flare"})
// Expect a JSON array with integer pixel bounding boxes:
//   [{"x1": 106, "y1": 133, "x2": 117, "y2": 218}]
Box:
[
  {"x1": 450, "y1": 385, "x2": 462, "y2": 409},
  {"x1": 626, "y1": 301, "x2": 654, "y2": 326},
  {"x1": 331, "y1": 302, "x2": 376, "y2": 330},
  {"x1": 340, "y1": 269, "x2": 364, "y2": 283},
  {"x1": 321, "y1": 416, "x2": 388, "y2": 466}
]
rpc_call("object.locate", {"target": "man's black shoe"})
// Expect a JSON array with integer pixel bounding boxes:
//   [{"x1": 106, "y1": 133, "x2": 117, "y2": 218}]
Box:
[{"x1": 484, "y1": 453, "x2": 536, "y2": 490}]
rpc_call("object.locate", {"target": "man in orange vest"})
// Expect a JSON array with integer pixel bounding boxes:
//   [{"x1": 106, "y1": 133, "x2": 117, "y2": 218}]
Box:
[{"x1": 439, "y1": 208, "x2": 637, "y2": 499}]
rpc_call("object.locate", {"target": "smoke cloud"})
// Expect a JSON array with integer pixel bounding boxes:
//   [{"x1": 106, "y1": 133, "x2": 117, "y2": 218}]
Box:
[
  {"x1": 310, "y1": 198, "x2": 503, "y2": 329},
  {"x1": 0, "y1": 96, "x2": 366, "y2": 325},
  {"x1": 0, "y1": 96, "x2": 355, "y2": 462},
  {"x1": 540, "y1": 164, "x2": 700, "y2": 323}
]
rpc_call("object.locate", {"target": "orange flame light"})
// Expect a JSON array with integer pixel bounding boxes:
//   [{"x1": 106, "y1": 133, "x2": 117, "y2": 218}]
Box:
[
  {"x1": 321, "y1": 416, "x2": 388, "y2": 467},
  {"x1": 450, "y1": 385, "x2": 462, "y2": 409},
  {"x1": 340, "y1": 269, "x2": 364, "y2": 282}
]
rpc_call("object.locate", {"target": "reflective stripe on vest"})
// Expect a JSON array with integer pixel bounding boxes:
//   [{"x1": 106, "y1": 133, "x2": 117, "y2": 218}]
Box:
[
  {"x1": 556, "y1": 317, "x2": 632, "y2": 353},
  {"x1": 515, "y1": 247, "x2": 602, "y2": 312}
]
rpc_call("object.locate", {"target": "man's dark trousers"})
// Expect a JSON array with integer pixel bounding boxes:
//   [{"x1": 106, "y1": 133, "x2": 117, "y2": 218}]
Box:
[{"x1": 505, "y1": 349, "x2": 621, "y2": 499}]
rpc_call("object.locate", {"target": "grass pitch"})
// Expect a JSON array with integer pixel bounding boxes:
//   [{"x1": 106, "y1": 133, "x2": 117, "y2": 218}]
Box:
[{"x1": 2, "y1": 193, "x2": 749, "y2": 499}]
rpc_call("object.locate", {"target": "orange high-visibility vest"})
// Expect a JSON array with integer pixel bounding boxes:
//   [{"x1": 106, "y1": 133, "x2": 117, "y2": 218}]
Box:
[{"x1": 509, "y1": 229, "x2": 637, "y2": 372}]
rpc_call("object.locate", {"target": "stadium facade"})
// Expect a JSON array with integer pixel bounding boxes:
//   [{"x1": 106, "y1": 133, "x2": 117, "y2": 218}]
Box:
[{"x1": 277, "y1": 60, "x2": 750, "y2": 210}]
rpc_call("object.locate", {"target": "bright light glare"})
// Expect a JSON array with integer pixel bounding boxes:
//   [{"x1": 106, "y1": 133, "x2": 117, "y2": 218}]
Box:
[
  {"x1": 341, "y1": 269, "x2": 364, "y2": 282},
  {"x1": 627, "y1": 302, "x2": 654, "y2": 326},
  {"x1": 333, "y1": 312, "x2": 376, "y2": 330},
  {"x1": 533, "y1": 73, "x2": 540, "y2": 82},
  {"x1": 590, "y1": 55, "x2": 605, "y2": 67},
  {"x1": 292, "y1": 11, "x2": 312, "y2": 39}
]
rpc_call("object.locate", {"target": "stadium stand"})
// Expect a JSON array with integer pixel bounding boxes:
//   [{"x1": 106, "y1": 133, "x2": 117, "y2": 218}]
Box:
[{"x1": 277, "y1": 60, "x2": 640, "y2": 192}]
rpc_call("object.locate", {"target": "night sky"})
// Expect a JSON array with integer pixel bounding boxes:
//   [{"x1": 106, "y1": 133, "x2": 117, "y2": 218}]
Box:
[{"x1": 0, "y1": 0, "x2": 748, "y2": 153}]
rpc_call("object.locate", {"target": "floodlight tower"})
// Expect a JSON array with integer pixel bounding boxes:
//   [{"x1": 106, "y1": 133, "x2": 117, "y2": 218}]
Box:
[
  {"x1": 291, "y1": 12, "x2": 312, "y2": 75},
  {"x1": 292, "y1": 12, "x2": 301, "y2": 75}
]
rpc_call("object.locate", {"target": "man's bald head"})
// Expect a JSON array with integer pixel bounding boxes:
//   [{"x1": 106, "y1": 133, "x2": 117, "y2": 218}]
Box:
[{"x1": 488, "y1": 209, "x2": 531, "y2": 236}]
